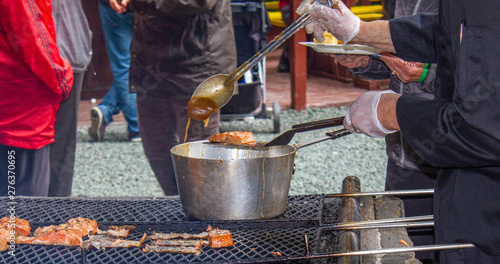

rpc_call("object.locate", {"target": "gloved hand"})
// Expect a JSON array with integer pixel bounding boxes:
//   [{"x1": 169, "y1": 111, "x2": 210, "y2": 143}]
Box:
[
  {"x1": 343, "y1": 90, "x2": 398, "y2": 138},
  {"x1": 299, "y1": 0, "x2": 360, "y2": 43}
]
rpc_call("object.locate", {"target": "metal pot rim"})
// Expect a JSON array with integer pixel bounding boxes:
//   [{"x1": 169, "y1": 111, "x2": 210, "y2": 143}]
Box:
[{"x1": 171, "y1": 140, "x2": 297, "y2": 160}]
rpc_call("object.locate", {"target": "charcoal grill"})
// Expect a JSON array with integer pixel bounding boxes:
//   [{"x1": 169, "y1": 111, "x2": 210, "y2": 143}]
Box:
[
  {"x1": 1, "y1": 194, "x2": 344, "y2": 264},
  {"x1": 0, "y1": 177, "x2": 473, "y2": 264}
]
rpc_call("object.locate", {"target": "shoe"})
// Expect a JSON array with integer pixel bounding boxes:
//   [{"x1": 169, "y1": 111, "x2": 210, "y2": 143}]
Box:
[
  {"x1": 277, "y1": 63, "x2": 290, "y2": 73},
  {"x1": 277, "y1": 53, "x2": 290, "y2": 73},
  {"x1": 128, "y1": 132, "x2": 142, "y2": 142},
  {"x1": 88, "y1": 106, "x2": 105, "y2": 141},
  {"x1": 277, "y1": 60, "x2": 290, "y2": 73}
]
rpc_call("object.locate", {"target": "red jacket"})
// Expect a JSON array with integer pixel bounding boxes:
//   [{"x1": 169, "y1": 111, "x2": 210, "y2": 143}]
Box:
[{"x1": 0, "y1": 0, "x2": 73, "y2": 150}]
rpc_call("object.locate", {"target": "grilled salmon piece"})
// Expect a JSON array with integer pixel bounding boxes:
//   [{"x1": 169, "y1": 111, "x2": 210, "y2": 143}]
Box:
[
  {"x1": 34, "y1": 217, "x2": 98, "y2": 237},
  {"x1": 0, "y1": 235, "x2": 7, "y2": 251},
  {"x1": 208, "y1": 228, "x2": 233, "y2": 248},
  {"x1": 18, "y1": 217, "x2": 99, "y2": 247},
  {"x1": 227, "y1": 132, "x2": 255, "y2": 145},
  {"x1": 209, "y1": 131, "x2": 255, "y2": 145},
  {"x1": 0, "y1": 217, "x2": 31, "y2": 251},
  {"x1": 17, "y1": 228, "x2": 84, "y2": 247},
  {"x1": 209, "y1": 132, "x2": 228, "y2": 143},
  {"x1": 0, "y1": 217, "x2": 31, "y2": 237}
]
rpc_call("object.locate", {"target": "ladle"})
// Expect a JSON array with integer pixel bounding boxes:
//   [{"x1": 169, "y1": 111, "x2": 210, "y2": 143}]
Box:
[{"x1": 187, "y1": 0, "x2": 336, "y2": 120}]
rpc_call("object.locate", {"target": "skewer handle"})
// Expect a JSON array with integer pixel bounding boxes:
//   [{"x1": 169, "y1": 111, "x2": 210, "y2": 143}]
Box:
[{"x1": 327, "y1": 189, "x2": 434, "y2": 198}]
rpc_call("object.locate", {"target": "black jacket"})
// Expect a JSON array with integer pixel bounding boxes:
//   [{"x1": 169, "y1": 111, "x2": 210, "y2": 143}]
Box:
[
  {"x1": 350, "y1": 0, "x2": 438, "y2": 173},
  {"x1": 390, "y1": 0, "x2": 500, "y2": 255},
  {"x1": 127, "y1": 0, "x2": 237, "y2": 98}
]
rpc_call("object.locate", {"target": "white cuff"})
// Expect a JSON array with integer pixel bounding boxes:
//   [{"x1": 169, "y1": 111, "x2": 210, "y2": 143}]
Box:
[{"x1": 344, "y1": 17, "x2": 361, "y2": 43}]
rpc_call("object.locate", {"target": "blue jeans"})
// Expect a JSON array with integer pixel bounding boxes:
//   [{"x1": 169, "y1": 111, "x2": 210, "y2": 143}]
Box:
[{"x1": 98, "y1": 2, "x2": 138, "y2": 133}]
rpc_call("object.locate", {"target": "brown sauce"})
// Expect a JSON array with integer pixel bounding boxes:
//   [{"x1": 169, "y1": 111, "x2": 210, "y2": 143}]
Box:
[
  {"x1": 187, "y1": 97, "x2": 218, "y2": 121},
  {"x1": 184, "y1": 118, "x2": 191, "y2": 143},
  {"x1": 184, "y1": 115, "x2": 209, "y2": 144}
]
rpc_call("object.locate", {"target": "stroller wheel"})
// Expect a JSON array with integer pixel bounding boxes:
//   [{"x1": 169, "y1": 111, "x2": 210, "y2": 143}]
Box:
[{"x1": 272, "y1": 101, "x2": 281, "y2": 133}]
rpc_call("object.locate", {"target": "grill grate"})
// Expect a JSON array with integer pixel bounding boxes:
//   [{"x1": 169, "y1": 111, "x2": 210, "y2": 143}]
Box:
[
  {"x1": 3, "y1": 195, "x2": 323, "y2": 225},
  {"x1": 0, "y1": 195, "x2": 341, "y2": 263},
  {"x1": 85, "y1": 225, "x2": 325, "y2": 264}
]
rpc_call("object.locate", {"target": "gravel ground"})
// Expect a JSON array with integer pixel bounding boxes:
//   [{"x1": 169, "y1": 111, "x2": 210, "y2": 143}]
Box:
[{"x1": 73, "y1": 107, "x2": 387, "y2": 197}]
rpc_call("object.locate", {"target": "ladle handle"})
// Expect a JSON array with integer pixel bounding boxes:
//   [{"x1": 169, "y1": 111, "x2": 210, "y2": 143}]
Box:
[
  {"x1": 292, "y1": 116, "x2": 345, "y2": 130},
  {"x1": 295, "y1": 128, "x2": 351, "y2": 150},
  {"x1": 224, "y1": 0, "x2": 334, "y2": 87}
]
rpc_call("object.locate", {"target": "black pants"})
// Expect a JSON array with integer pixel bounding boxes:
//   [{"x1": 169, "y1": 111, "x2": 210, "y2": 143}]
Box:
[
  {"x1": 441, "y1": 248, "x2": 500, "y2": 264},
  {"x1": 48, "y1": 71, "x2": 84, "y2": 197},
  {"x1": 0, "y1": 144, "x2": 50, "y2": 197},
  {"x1": 386, "y1": 159, "x2": 439, "y2": 264},
  {"x1": 137, "y1": 94, "x2": 220, "y2": 195}
]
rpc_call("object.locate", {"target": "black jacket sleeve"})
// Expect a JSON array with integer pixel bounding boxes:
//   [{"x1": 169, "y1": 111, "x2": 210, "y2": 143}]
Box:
[
  {"x1": 392, "y1": 9, "x2": 500, "y2": 168},
  {"x1": 389, "y1": 13, "x2": 438, "y2": 63},
  {"x1": 348, "y1": 58, "x2": 392, "y2": 80},
  {"x1": 396, "y1": 95, "x2": 500, "y2": 168}
]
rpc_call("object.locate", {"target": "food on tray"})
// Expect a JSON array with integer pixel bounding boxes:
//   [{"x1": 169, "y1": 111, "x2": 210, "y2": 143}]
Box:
[
  {"x1": 97, "y1": 225, "x2": 136, "y2": 237},
  {"x1": 146, "y1": 227, "x2": 232, "y2": 254},
  {"x1": 0, "y1": 217, "x2": 31, "y2": 237},
  {"x1": 151, "y1": 239, "x2": 207, "y2": 247},
  {"x1": 147, "y1": 232, "x2": 208, "y2": 255},
  {"x1": 16, "y1": 228, "x2": 84, "y2": 246},
  {"x1": 0, "y1": 235, "x2": 6, "y2": 251},
  {"x1": 83, "y1": 233, "x2": 147, "y2": 250},
  {"x1": 209, "y1": 131, "x2": 255, "y2": 145},
  {"x1": 0, "y1": 216, "x2": 32, "y2": 250},
  {"x1": 313, "y1": 31, "x2": 341, "y2": 44},
  {"x1": 17, "y1": 217, "x2": 99, "y2": 247},
  {"x1": 208, "y1": 228, "x2": 234, "y2": 248},
  {"x1": 150, "y1": 231, "x2": 209, "y2": 240},
  {"x1": 34, "y1": 217, "x2": 98, "y2": 237},
  {"x1": 1, "y1": 216, "x2": 233, "y2": 254},
  {"x1": 143, "y1": 245, "x2": 203, "y2": 255}
]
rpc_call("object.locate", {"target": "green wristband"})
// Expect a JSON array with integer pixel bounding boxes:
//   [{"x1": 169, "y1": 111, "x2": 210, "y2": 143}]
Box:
[{"x1": 417, "y1": 63, "x2": 430, "y2": 82}]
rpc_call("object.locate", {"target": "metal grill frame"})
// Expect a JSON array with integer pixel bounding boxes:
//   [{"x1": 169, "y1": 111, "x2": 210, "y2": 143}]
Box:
[{"x1": 0, "y1": 195, "x2": 342, "y2": 264}]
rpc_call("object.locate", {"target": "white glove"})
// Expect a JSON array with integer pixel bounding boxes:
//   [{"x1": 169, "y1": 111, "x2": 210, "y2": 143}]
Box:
[
  {"x1": 343, "y1": 90, "x2": 398, "y2": 138},
  {"x1": 301, "y1": 1, "x2": 360, "y2": 43}
]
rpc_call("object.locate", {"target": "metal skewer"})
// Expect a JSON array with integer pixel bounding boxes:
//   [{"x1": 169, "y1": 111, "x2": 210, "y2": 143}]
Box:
[
  {"x1": 248, "y1": 244, "x2": 475, "y2": 263},
  {"x1": 330, "y1": 221, "x2": 434, "y2": 230},
  {"x1": 327, "y1": 189, "x2": 434, "y2": 198},
  {"x1": 311, "y1": 243, "x2": 475, "y2": 258},
  {"x1": 222, "y1": 0, "x2": 334, "y2": 87},
  {"x1": 327, "y1": 215, "x2": 433, "y2": 228}
]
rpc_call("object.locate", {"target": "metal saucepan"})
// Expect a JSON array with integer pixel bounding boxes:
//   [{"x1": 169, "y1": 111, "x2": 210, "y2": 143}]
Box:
[{"x1": 171, "y1": 129, "x2": 350, "y2": 220}]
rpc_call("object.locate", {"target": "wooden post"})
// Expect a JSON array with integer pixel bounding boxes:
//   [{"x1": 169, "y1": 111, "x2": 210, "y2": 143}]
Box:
[{"x1": 290, "y1": 0, "x2": 307, "y2": 110}]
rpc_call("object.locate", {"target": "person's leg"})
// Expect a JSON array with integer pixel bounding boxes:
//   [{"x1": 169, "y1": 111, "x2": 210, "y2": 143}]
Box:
[
  {"x1": 0, "y1": 144, "x2": 50, "y2": 197},
  {"x1": 137, "y1": 94, "x2": 179, "y2": 195},
  {"x1": 48, "y1": 71, "x2": 84, "y2": 197},
  {"x1": 97, "y1": 2, "x2": 137, "y2": 133},
  {"x1": 386, "y1": 159, "x2": 438, "y2": 264},
  {"x1": 278, "y1": 5, "x2": 290, "y2": 73},
  {"x1": 441, "y1": 248, "x2": 500, "y2": 264},
  {"x1": 137, "y1": 94, "x2": 219, "y2": 195}
]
